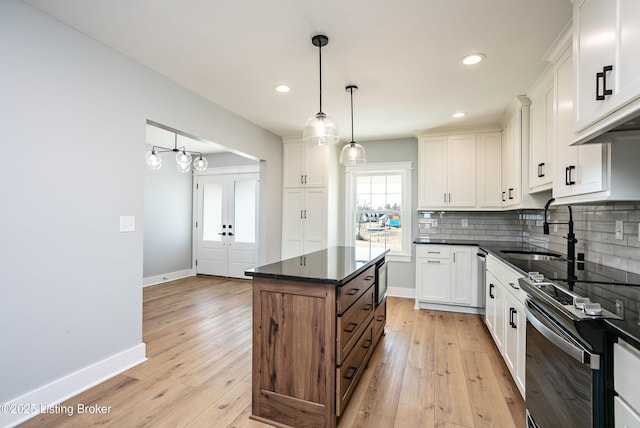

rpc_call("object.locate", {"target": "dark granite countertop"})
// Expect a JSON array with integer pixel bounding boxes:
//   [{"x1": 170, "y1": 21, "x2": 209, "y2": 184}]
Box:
[
  {"x1": 414, "y1": 238, "x2": 640, "y2": 349},
  {"x1": 245, "y1": 246, "x2": 387, "y2": 286}
]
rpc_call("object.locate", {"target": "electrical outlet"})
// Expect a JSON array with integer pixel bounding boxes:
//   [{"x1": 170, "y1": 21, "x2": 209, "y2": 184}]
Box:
[
  {"x1": 553, "y1": 223, "x2": 558, "y2": 233},
  {"x1": 615, "y1": 220, "x2": 624, "y2": 240},
  {"x1": 616, "y1": 299, "x2": 624, "y2": 318},
  {"x1": 119, "y1": 215, "x2": 135, "y2": 232},
  {"x1": 461, "y1": 219, "x2": 468, "y2": 228}
]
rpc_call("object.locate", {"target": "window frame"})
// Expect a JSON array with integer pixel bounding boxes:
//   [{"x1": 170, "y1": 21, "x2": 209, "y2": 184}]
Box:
[{"x1": 344, "y1": 161, "x2": 412, "y2": 262}]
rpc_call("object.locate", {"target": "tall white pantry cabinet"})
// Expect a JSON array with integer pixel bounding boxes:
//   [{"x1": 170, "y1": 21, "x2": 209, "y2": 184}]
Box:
[{"x1": 281, "y1": 137, "x2": 339, "y2": 260}]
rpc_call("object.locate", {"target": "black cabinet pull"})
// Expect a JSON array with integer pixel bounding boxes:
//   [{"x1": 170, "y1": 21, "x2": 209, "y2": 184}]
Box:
[
  {"x1": 509, "y1": 308, "x2": 517, "y2": 328},
  {"x1": 567, "y1": 165, "x2": 576, "y2": 185},
  {"x1": 377, "y1": 315, "x2": 385, "y2": 322},
  {"x1": 343, "y1": 366, "x2": 358, "y2": 380},
  {"x1": 344, "y1": 322, "x2": 358, "y2": 333},
  {"x1": 362, "y1": 339, "x2": 372, "y2": 350},
  {"x1": 501, "y1": 191, "x2": 506, "y2": 202},
  {"x1": 508, "y1": 188, "x2": 514, "y2": 200},
  {"x1": 362, "y1": 304, "x2": 373, "y2": 311},
  {"x1": 489, "y1": 283, "x2": 495, "y2": 299},
  {"x1": 596, "y1": 65, "x2": 613, "y2": 101},
  {"x1": 347, "y1": 288, "x2": 360, "y2": 296},
  {"x1": 364, "y1": 275, "x2": 374, "y2": 281}
]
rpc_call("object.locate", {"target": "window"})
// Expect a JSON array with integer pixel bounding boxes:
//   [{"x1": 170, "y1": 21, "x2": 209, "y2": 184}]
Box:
[{"x1": 345, "y1": 162, "x2": 412, "y2": 261}]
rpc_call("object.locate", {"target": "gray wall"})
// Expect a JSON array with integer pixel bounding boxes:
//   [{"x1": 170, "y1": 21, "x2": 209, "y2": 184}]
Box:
[
  {"x1": 143, "y1": 150, "x2": 259, "y2": 279},
  {"x1": 0, "y1": 0, "x2": 282, "y2": 404},
  {"x1": 344, "y1": 138, "x2": 419, "y2": 290}
]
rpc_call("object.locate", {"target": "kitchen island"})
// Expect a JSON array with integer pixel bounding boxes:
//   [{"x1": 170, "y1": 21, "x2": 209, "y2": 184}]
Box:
[{"x1": 245, "y1": 246, "x2": 387, "y2": 428}]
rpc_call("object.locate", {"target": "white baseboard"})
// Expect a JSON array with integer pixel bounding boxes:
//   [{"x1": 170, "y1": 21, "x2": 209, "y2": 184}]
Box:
[
  {"x1": 1, "y1": 344, "x2": 146, "y2": 428},
  {"x1": 415, "y1": 301, "x2": 485, "y2": 315},
  {"x1": 143, "y1": 268, "x2": 195, "y2": 287},
  {"x1": 387, "y1": 286, "x2": 415, "y2": 299}
]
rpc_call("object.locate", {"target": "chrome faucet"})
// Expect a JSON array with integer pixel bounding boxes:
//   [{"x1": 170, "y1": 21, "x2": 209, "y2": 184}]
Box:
[{"x1": 543, "y1": 197, "x2": 577, "y2": 282}]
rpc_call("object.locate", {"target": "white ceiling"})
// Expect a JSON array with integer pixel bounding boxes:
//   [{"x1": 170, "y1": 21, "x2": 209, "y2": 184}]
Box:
[{"x1": 23, "y1": 0, "x2": 573, "y2": 143}]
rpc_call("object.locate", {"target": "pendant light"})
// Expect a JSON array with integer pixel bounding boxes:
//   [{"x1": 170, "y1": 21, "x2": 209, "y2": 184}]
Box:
[
  {"x1": 303, "y1": 34, "x2": 339, "y2": 146},
  {"x1": 340, "y1": 85, "x2": 367, "y2": 165},
  {"x1": 145, "y1": 134, "x2": 208, "y2": 172}
]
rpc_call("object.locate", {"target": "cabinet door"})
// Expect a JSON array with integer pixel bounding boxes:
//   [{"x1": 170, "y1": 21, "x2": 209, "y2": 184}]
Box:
[
  {"x1": 555, "y1": 49, "x2": 580, "y2": 198},
  {"x1": 530, "y1": 81, "x2": 554, "y2": 190},
  {"x1": 503, "y1": 292, "x2": 518, "y2": 375},
  {"x1": 485, "y1": 271, "x2": 498, "y2": 334},
  {"x1": 493, "y1": 281, "x2": 505, "y2": 353},
  {"x1": 416, "y1": 257, "x2": 451, "y2": 303},
  {"x1": 502, "y1": 113, "x2": 521, "y2": 207},
  {"x1": 301, "y1": 188, "x2": 327, "y2": 254},
  {"x1": 304, "y1": 143, "x2": 327, "y2": 187},
  {"x1": 477, "y1": 132, "x2": 502, "y2": 208},
  {"x1": 447, "y1": 135, "x2": 476, "y2": 207},
  {"x1": 574, "y1": 0, "x2": 616, "y2": 131},
  {"x1": 450, "y1": 247, "x2": 473, "y2": 306},
  {"x1": 283, "y1": 142, "x2": 305, "y2": 188},
  {"x1": 282, "y1": 189, "x2": 305, "y2": 258},
  {"x1": 616, "y1": 0, "x2": 640, "y2": 113},
  {"x1": 418, "y1": 137, "x2": 448, "y2": 208},
  {"x1": 515, "y1": 300, "x2": 526, "y2": 396}
]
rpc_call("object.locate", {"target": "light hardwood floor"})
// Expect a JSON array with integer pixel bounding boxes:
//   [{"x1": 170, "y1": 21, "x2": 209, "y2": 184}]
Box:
[{"x1": 19, "y1": 275, "x2": 525, "y2": 428}]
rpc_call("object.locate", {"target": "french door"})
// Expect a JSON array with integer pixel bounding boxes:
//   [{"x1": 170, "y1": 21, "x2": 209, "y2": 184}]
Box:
[{"x1": 195, "y1": 172, "x2": 259, "y2": 278}]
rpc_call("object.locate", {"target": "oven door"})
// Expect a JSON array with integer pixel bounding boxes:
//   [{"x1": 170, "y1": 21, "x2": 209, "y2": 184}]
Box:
[{"x1": 524, "y1": 299, "x2": 601, "y2": 428}]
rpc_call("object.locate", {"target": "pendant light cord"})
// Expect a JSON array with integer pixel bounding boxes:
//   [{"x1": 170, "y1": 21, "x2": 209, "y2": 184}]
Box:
[
  {"x1": 350, "y1": 88, "x2": 354, "y2": 143},
  {"x1": 318, "y1": 42, "x2": 323, "y2": 114}
]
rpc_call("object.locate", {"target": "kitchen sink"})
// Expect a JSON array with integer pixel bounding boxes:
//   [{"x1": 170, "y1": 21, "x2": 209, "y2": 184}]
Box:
[{"x1": 500, "y1": 250, "x2": 565, "y2": 261}]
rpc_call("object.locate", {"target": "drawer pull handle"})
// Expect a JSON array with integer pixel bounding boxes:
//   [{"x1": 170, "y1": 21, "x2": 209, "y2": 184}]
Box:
[
  {"x1": 343, "y1": 366, "x2": 358, "y2": 380},
  {"x1": 364, "y1": 275, "x2": 374, "y2": 281},
  {"x1": 363, "y1": 339, "x2": 372, "y2": 350},
  {"x1": 509, "y1": 282, "x2": 519, "y2": 290},
  {"x1": 362, "y1": 304, "x2": 373, "y2": 311},
  {"x1": 377, "y1": 315, "x2": 385, "y2": 322},
  {"x1": 344, "y1": 322, "x2": 358, "y2": 333},
  {"x1": 347, "y1": 288, "x2": 360, "y2": 296}
]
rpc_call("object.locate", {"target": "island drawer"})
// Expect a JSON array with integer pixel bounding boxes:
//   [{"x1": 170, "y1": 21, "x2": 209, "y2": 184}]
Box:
[
  {"x1": 336, "y1": 319, "x2": 374, "y2": 416},
  {"x1": 337, "y1": 265, "x2": 375, "y2": 314},
  {"x1": 337, "y1": 285, "x2": 374, "y2": 364},
  {"x1": 374, "y1": 298, "x2": 386, "y2": 344}
]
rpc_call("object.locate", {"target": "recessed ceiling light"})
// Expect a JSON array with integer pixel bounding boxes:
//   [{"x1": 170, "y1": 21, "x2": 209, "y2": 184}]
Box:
[
  {"x1": 274, "y1": 84, "x2": 291, "y2": 93},
  {"x1": 453, "y1": 112, "x2": 466, "y2": 118},
  {"x1": 462, "y1": 53, "x2": 486, "y2": 65}
]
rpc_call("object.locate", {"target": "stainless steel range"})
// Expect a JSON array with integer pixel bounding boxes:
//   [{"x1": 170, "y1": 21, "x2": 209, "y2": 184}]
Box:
[{"x1": 519, "y1": 272, "x2": 622, "y2": 428}]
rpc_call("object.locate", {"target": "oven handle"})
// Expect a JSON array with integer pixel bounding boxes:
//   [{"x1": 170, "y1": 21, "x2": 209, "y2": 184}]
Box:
[{"x1": 524, "y1": 299, "x2": 600, "y2": 370}]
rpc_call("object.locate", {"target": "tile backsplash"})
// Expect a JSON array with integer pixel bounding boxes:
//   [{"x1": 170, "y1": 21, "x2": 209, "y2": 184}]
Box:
[{"x1": 418, "y1": 203, "x2": 640, "y2": 275}]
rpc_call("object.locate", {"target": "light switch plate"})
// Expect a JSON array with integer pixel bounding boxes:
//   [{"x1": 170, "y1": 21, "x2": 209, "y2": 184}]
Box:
[
  {"x1": 120, "y1": 216, "x2": 135, "y2": 232},
  {"x1": 461, "y1": 219, "x2": 468, "y2": 228},
  {"x1": 615, "y1": 220, "x2": 623, "y2": 240}
]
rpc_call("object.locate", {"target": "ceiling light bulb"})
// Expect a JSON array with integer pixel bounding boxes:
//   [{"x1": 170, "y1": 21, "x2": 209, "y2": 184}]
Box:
[
  {"x1": 462, "y1": 53, "x2": 486, "y2": 65},
  {"x1": 274, "y1": 84, "x2": 290, "y2": 93},
  {"x1": 453, "y1": 112, "x2": 466, "y2": 118}
]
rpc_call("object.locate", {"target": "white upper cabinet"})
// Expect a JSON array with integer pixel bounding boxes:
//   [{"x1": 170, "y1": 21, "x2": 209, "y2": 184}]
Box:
[
  {"x1": 282, "y1": 140, "x2": 327, "y2": 188},
  {"x1": 572, "y1": 0, "x2": 640, "y2": 143},
  {"x1": 529, "y1": 69, "x2": 555, "y2": 193},
  {"x1": 554, "y1": 46, "x2": 640, "y2": 203},
  {"x1": 418, "y1": 134, "x2": 476, "y2": 209},
  {"x1": 477, "y1": 132, "x2": 503, "y2": 209}
]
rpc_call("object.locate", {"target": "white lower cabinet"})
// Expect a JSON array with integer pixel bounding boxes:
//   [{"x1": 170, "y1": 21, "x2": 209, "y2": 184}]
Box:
[
  {"x1": 415, "y1": 245, "x2": 479, "y2": 312},
  {"x1": 484, "y1": 254, "x2": 526, "y2": 398},
  {"x1": 614, "y1": 340, "x2": 640, "y2": 427}
]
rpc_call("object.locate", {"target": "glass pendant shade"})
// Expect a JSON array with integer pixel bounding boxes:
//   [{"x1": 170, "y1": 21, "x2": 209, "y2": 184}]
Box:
[
  {"x1": 192, "y1": 156, "x2": 208, "y2": 171},
  {"x1": 303, "y1": 112, "x2": 340, "y2": 146},
  {"x1": 176, "y1": 150, "x2": 192, "y2": 166},
  {"x1": 340, "y1": 142, "x2": 367, "y2": 165},
  {"x1": 176, "y1": 161, "x2": 191, "y2": 173},
  {"x1": 145, "y1": 150, "x2": 162, "y2": 170}
]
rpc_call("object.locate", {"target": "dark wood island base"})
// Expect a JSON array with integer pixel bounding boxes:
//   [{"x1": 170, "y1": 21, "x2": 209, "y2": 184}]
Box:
[{"x1": 246, "y1": 247, "x2": 387, "y2": 428}]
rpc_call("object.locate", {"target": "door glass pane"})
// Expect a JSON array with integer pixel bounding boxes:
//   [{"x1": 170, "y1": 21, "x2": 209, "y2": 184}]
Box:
[
  {"x1": 202, "y1": 180, "x2": 223, "y2": 242},
  {"x1": 234, "y1": 179, "x2": 257, "y2": 243}
]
